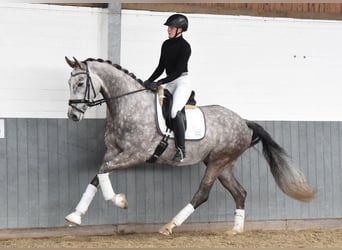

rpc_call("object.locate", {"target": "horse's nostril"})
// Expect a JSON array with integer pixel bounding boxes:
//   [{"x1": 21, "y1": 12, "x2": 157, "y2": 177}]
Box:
[
  {"x1": 72, "y1": 114, "x2": 79, "y2": 121},
  {"x1": 69, "y1": 113, "x2": 79, "y2": 122}
]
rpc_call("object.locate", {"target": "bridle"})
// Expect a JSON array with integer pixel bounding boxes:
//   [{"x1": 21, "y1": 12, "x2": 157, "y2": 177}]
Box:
[{"x1": 68, "y1": 63, "x2": 148, "y2": 114}]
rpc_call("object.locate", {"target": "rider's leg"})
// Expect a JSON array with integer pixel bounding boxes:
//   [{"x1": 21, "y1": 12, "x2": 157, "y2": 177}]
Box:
[
  {"x1": 172, "y1": 111, "x2": 186, "y2": 162},
  {"x1": 168, "y1": 76, "x2": 192, "y2": 162},
  {"x1": 169, "y1": 75, "x2": 192, "y2": 119}
]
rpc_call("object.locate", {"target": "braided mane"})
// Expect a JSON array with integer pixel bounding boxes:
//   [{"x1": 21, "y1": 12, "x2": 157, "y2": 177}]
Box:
[{"x1": 83, "y1": 58, "x2": 144, "y2": 85}]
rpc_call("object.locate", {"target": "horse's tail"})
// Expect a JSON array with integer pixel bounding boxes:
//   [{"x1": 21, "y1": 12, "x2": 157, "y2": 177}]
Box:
[{"x1": 246, "y1": 121, "x2": 316, "y2": 202}]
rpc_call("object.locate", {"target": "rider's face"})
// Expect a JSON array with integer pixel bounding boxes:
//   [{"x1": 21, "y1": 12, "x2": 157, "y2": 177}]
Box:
[{"x1": 167, "y1": 26, "x2": 182, "y2": 38}]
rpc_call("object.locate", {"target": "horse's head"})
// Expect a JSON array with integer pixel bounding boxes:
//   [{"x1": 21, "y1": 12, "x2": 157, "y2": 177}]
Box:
[{"x1": 65, "y1": 56, "x2": 102, "y2": 122}]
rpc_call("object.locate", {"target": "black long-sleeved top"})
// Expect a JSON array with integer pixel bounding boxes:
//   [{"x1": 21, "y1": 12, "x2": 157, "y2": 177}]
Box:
[{"x1": 148, "y1": 35, "x2": 191, "y2": 84}]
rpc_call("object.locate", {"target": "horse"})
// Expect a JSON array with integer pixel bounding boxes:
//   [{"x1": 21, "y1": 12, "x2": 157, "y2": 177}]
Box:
[{"x1": 64, "y1": 56, "x2": 316, "y2": 236}]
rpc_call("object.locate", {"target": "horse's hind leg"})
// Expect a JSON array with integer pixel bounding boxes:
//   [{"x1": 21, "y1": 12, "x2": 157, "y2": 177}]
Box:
[
  {"x1": 159, "y1": 162, "x2": 224, "y2": 236},
  {"x1": 65, "y1": 175, "x2": 99, "y2": 226},
  {"x1": 218, "y1": 165, "x2": 247, "y2": 234}
]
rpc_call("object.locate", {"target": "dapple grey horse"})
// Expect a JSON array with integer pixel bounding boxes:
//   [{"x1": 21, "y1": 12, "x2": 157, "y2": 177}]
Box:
[{"x1": 64, "y1": 57, "x2": 316, "y2": 235}]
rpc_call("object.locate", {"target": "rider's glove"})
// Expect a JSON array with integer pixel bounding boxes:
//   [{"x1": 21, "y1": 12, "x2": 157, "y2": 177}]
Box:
[{"x1": 144, "y1": 80, "x2": 160, "y2": 90}]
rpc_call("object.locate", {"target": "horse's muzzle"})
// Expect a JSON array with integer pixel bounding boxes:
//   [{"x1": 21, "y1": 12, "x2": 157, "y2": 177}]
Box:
[{"x1": 68, "y1": 107, "x2": 83, "y2": 122}]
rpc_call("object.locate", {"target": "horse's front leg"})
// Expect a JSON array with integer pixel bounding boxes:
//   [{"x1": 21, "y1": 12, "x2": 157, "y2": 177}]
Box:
[
  {"x1": 97, "y1": 172, "x2": 128, "y2": 209},
  {"x1": 96, "y1": 150, "x2": 148, "y2": 208},
  {"x1": 65, "y1": 175, "x2": 99, "y2": 226},
  {"x1": 65, "y1": 151, "x2": 146, "y2": 226},
  {"x1": 65, "y1": 174, "x2": 127, "y2": 227}
]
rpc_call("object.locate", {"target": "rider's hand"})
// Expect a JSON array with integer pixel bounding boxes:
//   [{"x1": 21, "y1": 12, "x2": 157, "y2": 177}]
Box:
[{"x1": 144, "y1": 80, "x2": 160, "y2": 90}]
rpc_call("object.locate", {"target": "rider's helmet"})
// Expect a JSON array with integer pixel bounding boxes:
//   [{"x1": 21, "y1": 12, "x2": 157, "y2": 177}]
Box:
[{"x1": 164, "y1": 14, "x2": 188, "y2": 32}]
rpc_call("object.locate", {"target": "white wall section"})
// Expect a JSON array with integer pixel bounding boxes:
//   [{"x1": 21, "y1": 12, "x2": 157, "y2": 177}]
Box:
[
  {"x1": 0, "y1": 4, "x2": 108, "y2": 118},
  {"x1": 121, "y1": 10, "x2": 342, "y2": 121},
  {"x1": 1, "y1": 6, "x2": 341, "y2": 121}
]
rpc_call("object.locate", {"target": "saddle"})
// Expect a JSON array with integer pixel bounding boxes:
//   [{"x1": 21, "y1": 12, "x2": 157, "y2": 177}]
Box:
[
  {"x1": 147, "y1": 87, "x2": 205, "y2": 163},
  {"x1": 159, "y1": 87, "x2": 195, "y2": 131},
  {"x1": 156, "y1": 87, "x2": 205, "y2": 140}
]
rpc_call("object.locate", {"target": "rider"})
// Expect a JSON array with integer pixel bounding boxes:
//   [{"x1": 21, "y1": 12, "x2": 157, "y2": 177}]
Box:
[{"x1": 144, "y1": 14, "x2": 192, "y2": 162}]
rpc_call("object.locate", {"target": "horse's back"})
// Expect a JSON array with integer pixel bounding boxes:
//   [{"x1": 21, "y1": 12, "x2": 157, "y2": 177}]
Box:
[
  {"x1": 199, "y1": 104, "x2": 252, "y2": 152},
  {"x1": 199, "y1": 104, "x2": 247, "y2": 127}
]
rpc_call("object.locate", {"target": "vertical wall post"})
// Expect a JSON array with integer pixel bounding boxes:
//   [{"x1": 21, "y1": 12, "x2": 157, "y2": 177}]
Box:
[{"x1": 108, "y1": 3, "x2": 121, "y2": 63}]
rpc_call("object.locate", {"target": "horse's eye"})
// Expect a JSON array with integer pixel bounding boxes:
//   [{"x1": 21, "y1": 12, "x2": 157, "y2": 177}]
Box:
[{"x1": 77, "y1": 81, "x2": 84, "y2": 87}]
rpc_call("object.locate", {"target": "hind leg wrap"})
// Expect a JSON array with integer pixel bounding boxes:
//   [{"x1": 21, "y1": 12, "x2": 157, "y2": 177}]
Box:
[
  {"x1": 159, "y1": 203, "x2": 195, "y2": 235},
  {"x1": 172, "y1": 203, "x2": 195, "y2": 226},
  {"x1": 232, "y1": 209, "x2": 245, "y2": 233}
]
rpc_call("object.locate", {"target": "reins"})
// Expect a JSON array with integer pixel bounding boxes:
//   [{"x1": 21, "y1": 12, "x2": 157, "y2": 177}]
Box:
[{"x1": 68, "y1": 63, "x2": 148, "y2": 112}]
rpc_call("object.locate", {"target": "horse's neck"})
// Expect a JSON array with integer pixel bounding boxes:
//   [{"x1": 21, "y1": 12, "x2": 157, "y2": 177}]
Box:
[
  {"x1": 93, "y1": 64, "x2": 138, "y2": 101},
  {"x1": 97, "y1": 66, "x2": 154, "y2": 119}
]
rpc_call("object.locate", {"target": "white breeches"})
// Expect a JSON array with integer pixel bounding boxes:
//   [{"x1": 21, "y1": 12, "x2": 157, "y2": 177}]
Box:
[{"x1": 164, "y1": 74, "x2": 192, "y2": 118}]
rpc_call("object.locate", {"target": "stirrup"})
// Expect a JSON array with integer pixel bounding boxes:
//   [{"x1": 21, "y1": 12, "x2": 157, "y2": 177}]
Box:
[{"x1": 172, "y1": 147, "x2": 185, "y2": 162}]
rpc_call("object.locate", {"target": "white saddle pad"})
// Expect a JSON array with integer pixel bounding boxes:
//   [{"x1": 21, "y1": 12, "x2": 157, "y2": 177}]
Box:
[{"x1": 155, "y1": 93, "x2": 206, "y2": 140}]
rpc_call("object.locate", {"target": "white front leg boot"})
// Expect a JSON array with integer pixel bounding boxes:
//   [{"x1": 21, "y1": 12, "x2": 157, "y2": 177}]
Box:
[
  {"x1": 98, "y1": 173, "x2": 127, "y2": 209},
  {"x1": 65, "y1": 184, "x2": 97, "y2": 225}
]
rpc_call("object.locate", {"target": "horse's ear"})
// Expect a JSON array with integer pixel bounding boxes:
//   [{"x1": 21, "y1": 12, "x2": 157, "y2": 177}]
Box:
[
  {"x1": 65, "y1": 56, "x2": 76, "y2": 68},
  {"x1": 73, "y1": 57, "x2": 86, "y2": 71}
]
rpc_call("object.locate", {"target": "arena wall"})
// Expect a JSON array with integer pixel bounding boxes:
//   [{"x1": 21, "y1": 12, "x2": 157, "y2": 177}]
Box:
[
  {"x1": 122, "y1": 3, "x2": 342, "y2": 21},
  {"x1": 0, "y1": 3, "x2": 108, "y2": 119},
  {"x1": 0, "y1": 4, "x2": 341, "y2": 231}
]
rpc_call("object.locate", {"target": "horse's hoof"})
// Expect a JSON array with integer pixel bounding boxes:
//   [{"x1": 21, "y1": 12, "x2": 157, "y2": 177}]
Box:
[
  {"x1": 159, "y1": 226, "x2": 172, "y2": 236},
  {"x1": 159, "y1": 222, "x2": 176, "y2": 236},
  {"x1": 226, "y1": 229, "x2": 243, "y2": 235},
  {"x1": 65, "y1": 212, "x2": 81, "y2": 226},
  {"x1": 113, "y1": 193, "x2": 128, "y2": 209},
  {"x1": 65, "y1": 221, "x2": 78, "y2": 227}
]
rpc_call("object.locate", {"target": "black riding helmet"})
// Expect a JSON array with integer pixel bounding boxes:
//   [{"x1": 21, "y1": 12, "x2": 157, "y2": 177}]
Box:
[{"x1": 164, "y1": 14, "x2": 188, "y2": 31}]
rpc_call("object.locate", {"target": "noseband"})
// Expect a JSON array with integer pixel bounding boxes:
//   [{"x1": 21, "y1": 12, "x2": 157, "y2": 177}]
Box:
[{"x1": 68, "y1": 63, "x2": 147, "y2": 113}]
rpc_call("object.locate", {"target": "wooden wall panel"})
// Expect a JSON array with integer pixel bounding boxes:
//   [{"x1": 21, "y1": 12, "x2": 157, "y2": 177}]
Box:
[
  {"x1": 0, "y1": 118, "x2": 341, "y2": 229},
  {"x1": 122, "y1": 3, "x2": 342, "y2": 20},
  {"x1": 53, "y1": 3, "x2": 342, "y2": 20}
]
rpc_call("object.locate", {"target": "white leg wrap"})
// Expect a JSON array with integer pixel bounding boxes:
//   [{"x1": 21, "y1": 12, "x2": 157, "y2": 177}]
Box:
[
  {"x1": 65, "y1": 184, "x2": 97, "y2": 225},
  {"x1": 75, "y1": 184, "x2": 97, "y2": 214},
  {"x1": 172, "y1": 203, "x2": 195, "y2": 227},
  {"x1": 233, "y1": 209, "x2": 245, "y2": 232},
  {"x1": 98, "y1": 173, "x2": 115, "y2": 201}
]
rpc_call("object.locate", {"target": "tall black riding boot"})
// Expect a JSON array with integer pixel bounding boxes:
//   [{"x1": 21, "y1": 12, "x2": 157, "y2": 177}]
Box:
[{"x1": 172, "y1": 111, "x2": 186, "y2": 162}]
